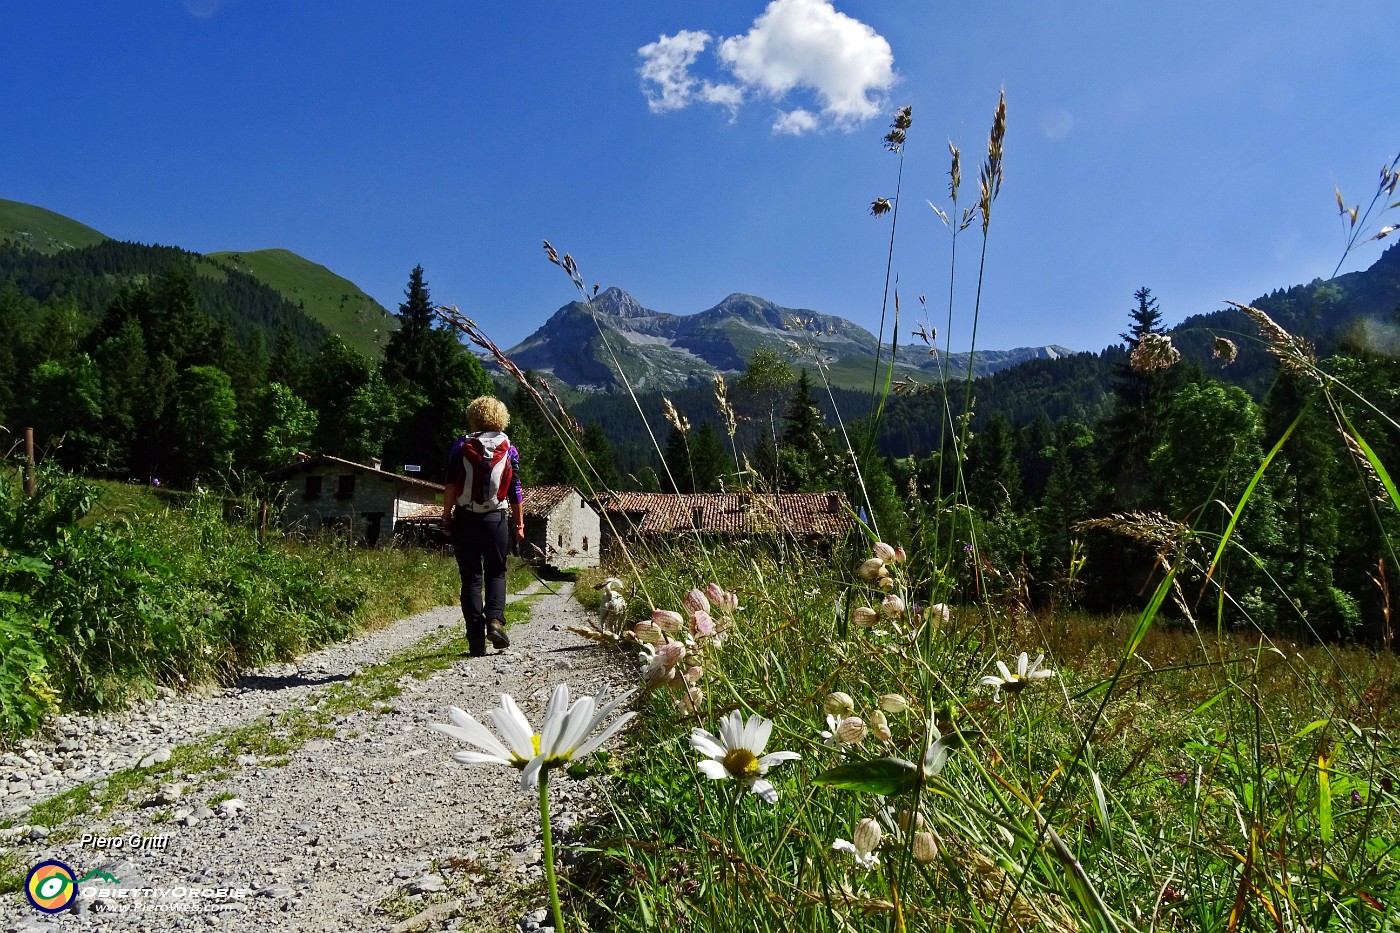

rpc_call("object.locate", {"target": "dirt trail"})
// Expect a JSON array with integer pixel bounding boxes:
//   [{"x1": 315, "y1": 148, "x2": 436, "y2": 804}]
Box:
[{"x1": 2, "y1": 581, "x2": 631, "y2": 933}]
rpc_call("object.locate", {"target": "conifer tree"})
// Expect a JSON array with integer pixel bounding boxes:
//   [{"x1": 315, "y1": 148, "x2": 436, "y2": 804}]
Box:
[{"x1": 1100, "y1": 287, "x2": 1182, "y2": 509}]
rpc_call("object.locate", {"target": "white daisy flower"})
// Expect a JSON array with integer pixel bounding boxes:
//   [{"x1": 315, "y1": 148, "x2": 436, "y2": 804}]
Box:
[
  {"x1": 979, "y1": 651, "x2": 1055, "y2": 702},
  {"x1": 431, "y1": 684, "x2": 635, "y2": 792},
  {"x1": 691, "y1": 710, "x2": 800, "y2": 804}
]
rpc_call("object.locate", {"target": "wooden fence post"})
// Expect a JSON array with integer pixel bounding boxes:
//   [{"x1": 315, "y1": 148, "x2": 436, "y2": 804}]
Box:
[{"x1": 23, "y1": 427, "x2": 35, "y2": 497}]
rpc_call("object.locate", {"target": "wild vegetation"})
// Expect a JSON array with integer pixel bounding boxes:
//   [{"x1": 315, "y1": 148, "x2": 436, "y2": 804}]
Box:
[
  {"x1": 443, "y1": 98, "x2": 1400, "y2": 932},
  {"x1": 0, "y1": 471, "x2": 458, "y2": 741}
]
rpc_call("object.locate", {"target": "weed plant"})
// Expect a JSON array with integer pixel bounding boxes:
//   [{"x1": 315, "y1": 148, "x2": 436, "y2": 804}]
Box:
[
  {"x1": 430, "y1": 97, "x2": 1400, "y2": 932},
  {"x1": 0, "y1": 470, "x2": 458, "y2": 742}
]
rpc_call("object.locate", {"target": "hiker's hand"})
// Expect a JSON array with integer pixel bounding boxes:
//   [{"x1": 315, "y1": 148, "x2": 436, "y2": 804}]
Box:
[
  {"x1": 513, "y1": 523, "x2": 525, "y2": 542},
  {"x1": 439, "y1": 520, "x2": 451, "y2": 539}
]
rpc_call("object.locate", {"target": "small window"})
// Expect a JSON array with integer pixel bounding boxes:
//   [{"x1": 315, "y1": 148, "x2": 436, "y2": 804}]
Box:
[
  {"x1": 336, "y1": 475, "x2": 356, "y2": 499},
  {"x1": 557, "y1": 532, "x2": 564, "y2": 547},
  {"x1": 580, "y1": 499, "x2": 586, "y2": 509},
  {"x1": 303, "y1": 475, "x2": 322, "y2": 500},
  {"x1": 582, "y1": 535, "x2": 589, "y2": 552}
]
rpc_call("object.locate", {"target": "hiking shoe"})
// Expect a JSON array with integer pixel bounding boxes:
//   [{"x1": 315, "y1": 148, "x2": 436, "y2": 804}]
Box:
[
  {"x1": 467, "y1": 641, "x2": 487, "y2": 658},
  {"x1": 486, "y1": 619, "x2": 510, "y2": 650}
]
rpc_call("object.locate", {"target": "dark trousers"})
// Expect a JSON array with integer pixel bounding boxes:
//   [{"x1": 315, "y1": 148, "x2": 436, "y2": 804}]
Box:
[{"x1": 452, "y1": 507, "x2": 509, "y2": 647}]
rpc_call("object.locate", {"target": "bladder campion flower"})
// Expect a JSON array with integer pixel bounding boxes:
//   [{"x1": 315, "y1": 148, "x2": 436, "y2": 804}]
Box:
[
  {"x1": 979, "y1": 652, "x2": 1055, "y2": 702},
  {"x1": 878, "y1": 693, "x2": 909, "y2": 714},
  {"x1": 691, "y1": 710, "x2": 800, "y2": 804},
  {"x1": 833, "y1": 817, "x2": 882, "y2": 869},
  {"x1": 824, "y1": 692, "x2": 856, "y2": 717},
  {"x1": 858, "y1": 558, "x2": 887, "y2": 582},
  {"x1": 913, "y1": 831, "x2": 938, "y2": 863}
]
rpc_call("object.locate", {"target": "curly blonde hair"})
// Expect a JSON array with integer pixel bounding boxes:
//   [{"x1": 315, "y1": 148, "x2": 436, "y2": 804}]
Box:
[{"x1": 466, "y1": 396, "x2": 510, "y2": 433}]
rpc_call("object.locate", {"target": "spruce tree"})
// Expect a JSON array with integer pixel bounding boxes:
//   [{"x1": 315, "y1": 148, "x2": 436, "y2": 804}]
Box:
[{"x1": 1100, "y1": 287, "x2": 1181, "y2": 509}]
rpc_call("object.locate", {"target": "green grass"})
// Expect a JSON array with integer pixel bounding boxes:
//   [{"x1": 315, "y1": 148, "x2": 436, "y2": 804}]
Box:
[
  {"x1": 208, "y1": 247, "x2": 391, "y2": 357},
  {"x1": 573, "y1": 540, "x2": 1400, "y2": 933},
  {"x1": 0, "y1": 197, "x2": 109, "y2": 254}
]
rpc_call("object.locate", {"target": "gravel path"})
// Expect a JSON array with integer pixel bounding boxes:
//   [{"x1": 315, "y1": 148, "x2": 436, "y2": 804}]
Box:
[{"x1": 1, "y1": 581, "x2": 633, "y2": 933}]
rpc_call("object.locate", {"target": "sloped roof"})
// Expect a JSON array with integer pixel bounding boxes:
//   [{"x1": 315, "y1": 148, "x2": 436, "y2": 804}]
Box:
[
  {"x1": 266, "y1": 453, "x2": 444, "y2": 492},
  {"x1": 597, "y1": 491, "x2": 854, "y2": 537},
  {"x1": 523, "y1": 484, "x2": 578, "y2": 516},
  {"x1": 397, "y1": 484, "x2": 588, "y2": 524}
]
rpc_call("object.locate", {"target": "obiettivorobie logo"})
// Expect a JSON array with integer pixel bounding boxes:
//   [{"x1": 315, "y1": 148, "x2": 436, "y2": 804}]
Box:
[
  {"x1": 24, "y1": 860, "x2": 252, "y2": 914},
  {"x1": 24, "y1": 860, "x2": 94, "y2": 913}
]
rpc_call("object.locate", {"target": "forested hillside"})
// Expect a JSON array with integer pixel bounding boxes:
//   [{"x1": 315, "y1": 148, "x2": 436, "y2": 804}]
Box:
[{"x1": 0, "y1": 249, "x2": 489, "y2": 486}]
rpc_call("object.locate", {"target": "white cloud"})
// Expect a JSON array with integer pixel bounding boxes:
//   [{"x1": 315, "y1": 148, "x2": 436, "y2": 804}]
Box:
[
  {"x1": 638, "y1": 29, "x2": 713, "y2": 113},
  {"x1": 637, "y1": 0, "x2": 895, "y2": 134},
  {"x1": 717, "y1": 0, "x2": 894, "y2": 127},
  {"x1": 773, "y1": 108, "x2": 820, "y2": 136},
  {"x1": 183, "y1": 0, "x2": 222, "y2": 17}
]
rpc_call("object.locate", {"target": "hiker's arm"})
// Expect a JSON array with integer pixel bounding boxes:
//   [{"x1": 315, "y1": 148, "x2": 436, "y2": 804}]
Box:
[
  {"x1": 509, "y1": 446, "x2": 524, "y2": 541},
  {"x1": 442, "y1": 480, "x2": 462, "y2": 533}
]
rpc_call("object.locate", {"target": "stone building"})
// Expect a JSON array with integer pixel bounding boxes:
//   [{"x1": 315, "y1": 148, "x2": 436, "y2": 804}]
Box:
[{"x1": 267, "y1": 454, "x2": 442, "y2": 547}]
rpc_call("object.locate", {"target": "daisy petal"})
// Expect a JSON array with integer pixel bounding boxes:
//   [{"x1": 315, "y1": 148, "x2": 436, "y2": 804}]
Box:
[
  {"x1": 573, "y1": 711, "x2": 636, "y2": 759},
  {"x1": 452, "y1": 750, "x2": 513, "y2": 766},
  {"x1": 519, "y1": 754, "x2": 547, "y2": 791},
  {"x1": 492, "y1": 695, "x2": 536, "y2": 759},
  {"x1": 749, "y1": 778, "x2": 778, "y2": 803},
  {"x1": 696, "y1": 760, "x2": 729, "y2": 780},
  {"x1": 691, "y1": 728, "x2": 726, "y2": 759},
  {"x1": 757, "y1": 750, "x2": 800, "y2": 770}
]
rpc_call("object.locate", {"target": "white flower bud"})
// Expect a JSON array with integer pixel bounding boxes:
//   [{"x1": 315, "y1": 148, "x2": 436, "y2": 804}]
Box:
[
  {"x1": 867, "y1": 709, "x2": 891, "y2": 742},
  {"x1": 683, "y1": 588, "x2": 710, "y2": 615},
  {"x1": 894, "y1": 546, "x2": 907, "y2": 564},
  {"x1": 878, "y1": 693, "x2": 909, "y2": 714},
  {"x1": 872, "y1": 542, "x2": 897, "y2": 562},
  {"x1": 651, "y1": 609, "x2": 685, "y2": 632},
  {"x1": 854, "y1": 817, "x2": 882, "y2": 855},
  {"x1": 631, "y1": 621, "x2": 664, "y2": 645},
  {"x1": 913, "y1": 831, "x2": 938, "y2": 864},
  {"x1": 877, "y1": 576, "x2": 895, "y2": 591},
  {"x1": 857, "y1": 557, "x2": 886, "y2": 581},
  {"x1": 897, "y1": 809, "x2": 926, "y2": 833},
  {"x1": 823, "y1": 691, "x2": 855, "y2": 717},
  {"x1": 851, "y1": 606, "x2": 878, "y2": 628},
  {"x1": 881, "y1": 594, "x2": 905, "y2": 617},
  {"x1": 836, "y1": 716, "x2": 867, "y2": 745}
]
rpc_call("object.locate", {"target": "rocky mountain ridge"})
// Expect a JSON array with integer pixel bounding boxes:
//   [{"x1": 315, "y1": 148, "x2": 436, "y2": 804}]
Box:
[{"x1": 504, "y1": 286, "x2": 1072, "y2": 392}]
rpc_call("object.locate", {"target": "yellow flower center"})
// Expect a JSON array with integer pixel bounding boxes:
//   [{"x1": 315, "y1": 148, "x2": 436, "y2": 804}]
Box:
[
  {"x1": 722, "y1": 748, "x2": 761, "y2": 779},
  {"x1": 532, "y1": 734, "x2": 542, "y2": 756}
]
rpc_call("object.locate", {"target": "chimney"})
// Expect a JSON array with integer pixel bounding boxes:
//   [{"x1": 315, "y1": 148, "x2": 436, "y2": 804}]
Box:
[
  {"x1": 827, "y1": 492, "x2": 840, "y2": 514},
  {"x1": 369, "y1": 457, "x2": 382, "y2": 471}
]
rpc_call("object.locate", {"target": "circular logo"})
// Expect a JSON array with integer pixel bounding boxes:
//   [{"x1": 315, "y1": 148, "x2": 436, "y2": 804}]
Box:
[{"x1": 25, "y1": 860, "x2": 78, "y2": 913}]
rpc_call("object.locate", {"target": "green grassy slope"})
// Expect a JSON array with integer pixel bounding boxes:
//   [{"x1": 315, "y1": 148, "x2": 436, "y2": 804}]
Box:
[
  {"x1": 0, "y1": 198, "x2": 109, "y2": 253},
  {"x1": 207, "y1": 248, "x2": 393, "y2": 358}
]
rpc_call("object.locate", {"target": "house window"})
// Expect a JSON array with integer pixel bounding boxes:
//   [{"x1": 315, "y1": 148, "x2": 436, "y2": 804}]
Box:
[
  {"x1": 336, "y1": 475, "x2": 355, "y2": 499},
  {"x1": 582, "y1": 535, "x2": 588, "y2": 552},
  {"x1": 557, "y1": 532, "x2": 564, "y2": 547},
  {"x1": 304, "y1": 475, "x2": 322, "y2": 500},
  {"x1": 580, "y1": 499, "x2": 586, "y2": 509}
]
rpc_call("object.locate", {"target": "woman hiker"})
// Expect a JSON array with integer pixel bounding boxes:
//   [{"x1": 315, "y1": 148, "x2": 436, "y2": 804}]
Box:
[{"x1": 441, "y1": 396, "x2": 525, "y2": 656}]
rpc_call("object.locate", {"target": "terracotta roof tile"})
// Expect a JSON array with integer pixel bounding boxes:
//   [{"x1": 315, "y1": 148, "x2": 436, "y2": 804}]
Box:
[
  {"x1": 523, "y1": 485, "x2": 575, "y2": 516},
  {"x1": 599, "y1": 491, "x2": 854, "y2": 537}
]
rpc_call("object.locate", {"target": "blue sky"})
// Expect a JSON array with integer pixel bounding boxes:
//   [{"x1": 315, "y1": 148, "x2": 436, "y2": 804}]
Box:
[{"x1": 2, "y1": 2, "x2": 1395, "y2": 355}]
